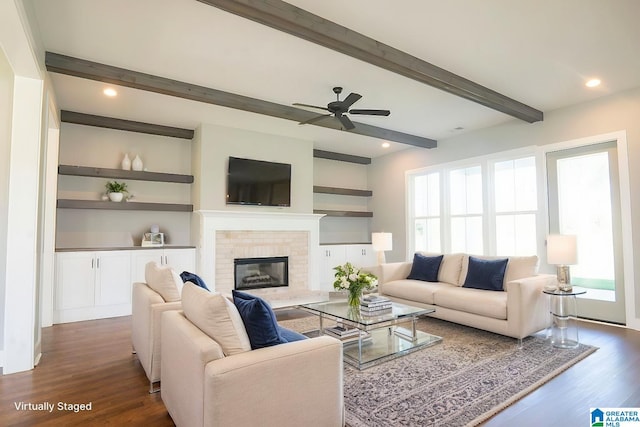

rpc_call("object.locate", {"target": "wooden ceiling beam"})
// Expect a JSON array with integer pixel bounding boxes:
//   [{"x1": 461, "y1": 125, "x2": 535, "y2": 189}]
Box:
[
  {"x1": 197, "y1": 0, "x2": 543, "y2": 124},
  {"x1": 46, "y1": 52, "x2": 437, "y2": 149}
]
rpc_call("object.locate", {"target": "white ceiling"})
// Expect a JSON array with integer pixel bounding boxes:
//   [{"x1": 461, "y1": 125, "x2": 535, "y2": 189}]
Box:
[{"x1": 27, "y1": 0, "x2": 640, "y2": 157}]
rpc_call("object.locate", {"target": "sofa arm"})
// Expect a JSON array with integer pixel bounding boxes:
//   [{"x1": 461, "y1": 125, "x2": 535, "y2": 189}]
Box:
[
  {"x1": 506, "y1": 274, "x2": 555, "y2": 338},
  {"x1": 161, "y1": 310, "x2": 225, "y2": 427},
  {"x1": 204, "y1": 336, "x2": 344, "y2": 427},
  {"x1": 379, "y1": 262, "x2": 412, "y2": 284}
]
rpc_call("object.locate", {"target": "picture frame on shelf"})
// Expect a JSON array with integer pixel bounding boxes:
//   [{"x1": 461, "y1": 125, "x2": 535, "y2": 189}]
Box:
[{"x1": 142, "y1": 232, "x2": 164, "y2": 247}]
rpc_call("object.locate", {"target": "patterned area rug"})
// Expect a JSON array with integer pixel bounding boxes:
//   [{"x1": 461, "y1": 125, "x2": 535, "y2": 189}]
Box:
[{"x1": 279, "y1": 315, "x2": 597, "y2": 427}]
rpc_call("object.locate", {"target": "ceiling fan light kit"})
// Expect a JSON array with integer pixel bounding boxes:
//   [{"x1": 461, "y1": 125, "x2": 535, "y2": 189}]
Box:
[{"x1": 294, "y1": 86, "x2": 391, "y2": 131}]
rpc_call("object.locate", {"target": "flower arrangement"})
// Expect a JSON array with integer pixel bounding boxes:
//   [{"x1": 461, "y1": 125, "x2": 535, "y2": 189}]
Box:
[{"x1": 333, "y1": 262, "x2": 378, "y2": 308}]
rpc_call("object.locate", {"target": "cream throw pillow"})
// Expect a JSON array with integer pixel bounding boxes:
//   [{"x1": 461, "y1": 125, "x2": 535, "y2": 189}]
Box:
[
  {"x1": 419, "y1": 252, "x2": 464, "y2": 285},
  {"x1": 145, "y1": 261, "x2": 182, "y2": 302},
  {"x1": 181, "y1": 283, "x2": 251, "y2": 356}
]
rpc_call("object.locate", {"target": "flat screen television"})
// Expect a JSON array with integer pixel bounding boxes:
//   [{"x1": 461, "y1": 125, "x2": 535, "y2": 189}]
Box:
[{"x1": 226, "y1": 156, "x2": 291, "y2": 207}]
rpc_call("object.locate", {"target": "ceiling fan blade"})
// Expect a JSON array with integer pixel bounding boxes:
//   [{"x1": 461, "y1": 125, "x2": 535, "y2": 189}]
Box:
[
  {"x1": 298, "y1": 113, "x2": 332, "y2": 126},
  {"x1": 349, "y1": 109, "x2": 391, "y2": 116},
  {"x1": 293, "y1": 103, "x2": 330, "y2": 112},
  {"x1": 341, "y1": 93, "x2": 362, "y2": 109},
  {"x1": 338, "y1": 114, "x2": 355, "y2": 130}
]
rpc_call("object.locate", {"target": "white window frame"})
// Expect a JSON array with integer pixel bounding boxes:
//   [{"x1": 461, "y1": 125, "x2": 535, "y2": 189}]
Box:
[{"x1": 405, "y1": 147, "x2": 540, "y2": 260}]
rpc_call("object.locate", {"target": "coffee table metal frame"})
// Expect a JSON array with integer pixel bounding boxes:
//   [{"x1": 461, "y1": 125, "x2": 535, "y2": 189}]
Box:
[{"x1": 298, "y1": 300, "x2": 442, "y2": 369}]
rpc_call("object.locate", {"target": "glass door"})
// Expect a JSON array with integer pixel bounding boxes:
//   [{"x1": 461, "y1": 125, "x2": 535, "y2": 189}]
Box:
[{"x1": 546, "y1": 141, "x2": 625, "y2": 324}]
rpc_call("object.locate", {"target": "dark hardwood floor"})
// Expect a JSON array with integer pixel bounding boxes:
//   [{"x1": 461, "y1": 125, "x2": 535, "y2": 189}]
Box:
[{"x1": 0, "y1": 313, "x2": 638, "y2": 426}]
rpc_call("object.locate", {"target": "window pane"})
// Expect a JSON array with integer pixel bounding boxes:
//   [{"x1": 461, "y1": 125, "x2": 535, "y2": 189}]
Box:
[
  {"x1": 451, "y1": 216, "x2": 483, "y2": 254},
  {"x1": 426, "y1": 218, "x2": 441, "y2": 253},
  {"x1": 557, "y1": 152, "x2": 614, "y2": 284},
  {"x1": 450, "y1": 166, "x2": 482, "y2": 215},
  {"x1": 495, "y1": 160, "x2": 515, "y2": 212},
  {"x1": 427, "y1": 173, "x2": 440, "y2": 216},
  {"x1": 495, "y1": 157, "x2": 537, "y2": 213},
  {"x1": 414, "y1": 175, "x2": 427, "y2": 217},
  {"x1": 496, "y1": 214, "x2": 537, "y2": 256},
  {"x1": 414, "y1": 218, "x2": 440, "y2": 253}
]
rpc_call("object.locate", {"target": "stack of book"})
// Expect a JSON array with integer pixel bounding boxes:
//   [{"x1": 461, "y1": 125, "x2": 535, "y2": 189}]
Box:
[
  {"x1": 324, "y1": 325, "x2": 361, "y2": 339},
  {"x1": 360, "y1": 295, "x2": 393, "y2": 315}
]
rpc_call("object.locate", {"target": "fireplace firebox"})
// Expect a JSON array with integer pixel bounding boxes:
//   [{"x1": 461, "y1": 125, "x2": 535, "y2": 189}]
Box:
[{"x1": 234, "y1": 256, "x2": 289, "y2": 290}]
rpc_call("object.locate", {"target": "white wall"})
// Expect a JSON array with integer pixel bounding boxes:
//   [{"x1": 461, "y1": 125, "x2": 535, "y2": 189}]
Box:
[
  {"x1": 56, "y1": 123, "x2": 193, "y2": 246},
  {"x1": 369, "y1": 86, "x2": 640, "y2": 327},
  {"x1": 0, "y1": 47, "x2": 15, "y2": 361},
  {"x1": 192, "y1": 123, "x2": 314, "y2": 213}
]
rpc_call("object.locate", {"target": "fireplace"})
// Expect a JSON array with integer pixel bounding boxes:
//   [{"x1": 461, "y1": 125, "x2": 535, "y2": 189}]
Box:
[{"x1": 234, "y1": 256, "x2": 289, "y2": 291}]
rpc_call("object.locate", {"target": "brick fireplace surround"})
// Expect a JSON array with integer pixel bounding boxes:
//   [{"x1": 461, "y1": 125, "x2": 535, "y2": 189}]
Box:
[{"x1": 195, "y1": 210, "x2": 324, "y2": 297}]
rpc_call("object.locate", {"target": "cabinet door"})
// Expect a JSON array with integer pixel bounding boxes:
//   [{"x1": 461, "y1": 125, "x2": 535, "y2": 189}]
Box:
[
  {"x1": 319, "y1": 245, "x2": 347, "y2": 290},
  {"x1": 164, "y1": 248, "x2": 196, "y2": 274},
  {"x1": 130, "y1": 249, "x2": 165, "y2": 283},
  {"x1": 55, "y1": 252, "x2": 95, "y2": 310},
  {"x1": 95, "y1": 251, "x2": 132, "y2": 306},
  {"x1": 346, "y1": 244, "x2": 377, "y2": 269}
]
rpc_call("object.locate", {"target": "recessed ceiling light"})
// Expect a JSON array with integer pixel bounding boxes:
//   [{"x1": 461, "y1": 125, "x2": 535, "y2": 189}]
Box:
[
  {"x1": 103, "y1": 88, "x2": 117, "y2": 97},
  {"x1": 586, "y1": 78, "x2": 601, "y2": 88},
  {"x1": 381, "y1": 142, "x2": 390, "y2": 148}
]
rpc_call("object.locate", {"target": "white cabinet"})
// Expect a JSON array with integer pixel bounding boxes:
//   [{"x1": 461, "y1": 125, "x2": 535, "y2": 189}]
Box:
[
  {"x1": 54, "y1": 251, "x2": 131, "y2": 323},
  {"x1": 55, "y1": 248, "x2": 195, "y2": 323},
  {"x1": 130, "y1": 248, "x2": 196, "y2": 283},
  {"x1": 319, "y1": 244, "x2": 376, "y2": 291}
]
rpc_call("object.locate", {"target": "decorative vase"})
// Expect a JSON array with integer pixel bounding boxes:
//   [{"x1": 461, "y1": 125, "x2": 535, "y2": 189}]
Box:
[
  {"x1": 132, "y1": 154, "x2": 143, "y2": 171},
  {"x1": 108, "y1": 192, "x2": 124, "y2": 202},
  {"x1": 121, "y1": 153, "x2": 131, "y2": 170},
  {"x1": 348, "y1": 288, "x2": 363, "y2": 308}
]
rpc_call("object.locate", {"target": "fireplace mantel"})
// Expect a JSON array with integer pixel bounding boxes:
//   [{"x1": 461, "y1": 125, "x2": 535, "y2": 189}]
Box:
[{"x1": 194, "y1": 210, "x2": 324, "y2": 293}]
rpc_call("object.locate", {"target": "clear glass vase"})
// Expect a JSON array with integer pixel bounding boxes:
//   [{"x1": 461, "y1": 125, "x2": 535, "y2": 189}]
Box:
[{"x1": 348, "y1": 288, "x2": 362, "y2": 308}]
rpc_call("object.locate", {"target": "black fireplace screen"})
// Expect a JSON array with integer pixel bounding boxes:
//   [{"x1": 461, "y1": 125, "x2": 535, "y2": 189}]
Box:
[{"x1": 234, "y1": 256, "x2": 289, "y2": 290}]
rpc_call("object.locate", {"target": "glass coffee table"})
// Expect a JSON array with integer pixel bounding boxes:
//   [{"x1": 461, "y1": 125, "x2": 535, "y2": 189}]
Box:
[{"x1": 299, "y1": 300, "x2": 442, "y2": 369}]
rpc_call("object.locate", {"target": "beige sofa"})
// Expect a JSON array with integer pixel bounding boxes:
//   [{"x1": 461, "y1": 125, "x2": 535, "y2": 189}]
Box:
[
  {"x1": 131, "y1": 262, "x2": 184, "y2": 393},
  {"x1": 379, "y1": 253, "x2": 554, "y2": 341},
  {"x1": 161, "y1": 284, "x2": 344, "y2": 427}
]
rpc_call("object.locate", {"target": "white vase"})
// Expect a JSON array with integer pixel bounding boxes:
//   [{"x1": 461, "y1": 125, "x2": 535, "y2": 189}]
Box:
[
  {"x1": 132, "y1": 154, "x2": 143, "y2": 171},
  {"x1": 108, "y1": 192, "x2": 124, "y2": 202},
  {"x1": 121, "y1": 154, "x2": 131, "y2": 170}
]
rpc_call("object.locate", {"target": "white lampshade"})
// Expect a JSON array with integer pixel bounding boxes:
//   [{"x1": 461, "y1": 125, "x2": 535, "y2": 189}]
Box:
[
  {"x1": 371, "y1": 232, "x2": 393, "y2": 252},
  {"x1": 547, "y1": 234, "x2": 577, "y2": 265}
]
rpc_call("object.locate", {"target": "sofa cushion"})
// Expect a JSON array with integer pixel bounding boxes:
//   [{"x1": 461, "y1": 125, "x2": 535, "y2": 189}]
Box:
[
  {"x1": 462, "y1": 256, "x2": 508, "y2": 291},
  {"x1": 407, "y1": 253, "x2": 443, "y2": 282},
  {"x1": 232, "y1": 290, "x2": 284, "y2": 350},
  {"x1": 419, "y1": 252, "x2": 464, "y2": 285},
  {"x1": 433, "y1": 286, "x2": 508, "y2": 320},
  {"x1": 381, "y1": 279, "x2": 444, "y2": 305},
  {"x1": 459, "y1": 255, "x2": 539, "y2": 288},
  {"x1": 145, "y1": 261, "x2": 182, "y2": 302},
  {"x1": 181, "y1": 283, "x2": 251, "y2": 356}
]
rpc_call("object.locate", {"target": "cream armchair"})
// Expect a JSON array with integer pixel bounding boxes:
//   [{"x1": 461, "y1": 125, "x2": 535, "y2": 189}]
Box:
[
  {"x1": 131, "y1": 282, "x2": 181, "y2": 393},
  {"x1": 161, "y1": 309, "x2": 345, "y2": 427}
]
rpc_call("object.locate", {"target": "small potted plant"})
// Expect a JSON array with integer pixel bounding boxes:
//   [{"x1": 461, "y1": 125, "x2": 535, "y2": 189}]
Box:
[{"x1": 105, "y1": 180, "x2": 128, "y2": 202}]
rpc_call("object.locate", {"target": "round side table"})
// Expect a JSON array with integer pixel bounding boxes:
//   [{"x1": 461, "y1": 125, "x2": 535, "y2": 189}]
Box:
[{"x1": 543, "y1": 288, "x2": 586, "y2": 348}]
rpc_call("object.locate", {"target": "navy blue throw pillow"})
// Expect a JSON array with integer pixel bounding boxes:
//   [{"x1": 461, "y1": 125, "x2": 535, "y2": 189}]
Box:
[
  {"x1": 180, "y1": 271, "x2": 210, "y2": 291},
  {"x1": 407, "y1": 253, "x2": 444, "y2": 282},
  {"x1": 232, "y1": 290, "x2": 284, "y2": 349},
  {"x1": 462, "y1": 256, "x2": 509, "y2": 291},
  {"x1": 277, "y1": 325, "x2": 308, "y2": 343}
]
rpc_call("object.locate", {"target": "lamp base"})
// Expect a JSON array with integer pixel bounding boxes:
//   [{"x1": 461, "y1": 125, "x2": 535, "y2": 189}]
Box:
[
  {"x1": 557, "y1": 265, "x2": 572, "y2": 292},
  {"x1": 376, "y1": 251, "x2": 386, "y2": 265}
]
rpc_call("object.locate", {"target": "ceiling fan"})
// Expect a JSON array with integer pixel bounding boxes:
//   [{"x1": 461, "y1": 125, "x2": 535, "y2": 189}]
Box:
[{"x1": 293, "y1": 87, "x2": 390, "y2": 130}]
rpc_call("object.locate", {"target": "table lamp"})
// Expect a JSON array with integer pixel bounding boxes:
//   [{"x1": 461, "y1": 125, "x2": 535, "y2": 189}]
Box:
[
  {"x1": 372, "y1": 232, "x2": 392, "y2": 265},
  {"x1": 547, "y1": 234, "x2": 577, "y2": 292}
]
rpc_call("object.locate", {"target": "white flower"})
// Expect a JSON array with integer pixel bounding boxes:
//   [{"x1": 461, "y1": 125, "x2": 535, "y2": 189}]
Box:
[{"x1": 348, "y1": 273, "x2": 358, "y2": 282}]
